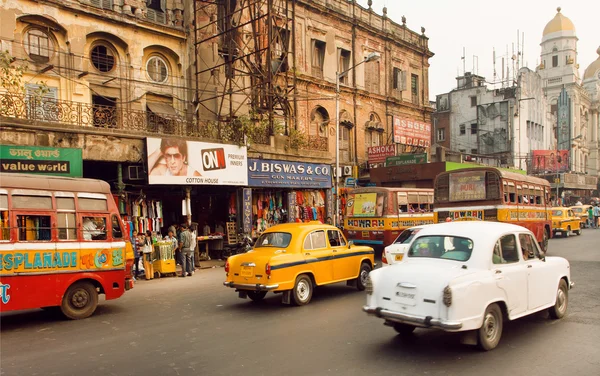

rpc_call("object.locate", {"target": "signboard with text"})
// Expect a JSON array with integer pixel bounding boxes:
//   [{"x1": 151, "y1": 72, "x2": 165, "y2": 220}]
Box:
[
  {"x1": 531, "y1": 150, "x2": 569, "y2": 173},
  {"x1": 449, "y1": 171, "x2": 486, "y2": 202},
  {"x1": 146, "y1": 137, "x2": 247, "y2": 185},
  {"x1": 0, "y1": 145, "x2": 83, "y2": 177},
  {"x1": 242, "y1": 189, "x2": 252, "y2": 234},
  {"x1": 393, "y1": 117, "x2": 431, "y2": 147},
  {"x1": 386, "y1": 153, "x2": 427, "y2": 167},
  {"x1": 367, "y1": 145, "x2": 396, "y2": 164},
  {"x1": 248, "y1": 159, "x2": 331, "y2": 189}
]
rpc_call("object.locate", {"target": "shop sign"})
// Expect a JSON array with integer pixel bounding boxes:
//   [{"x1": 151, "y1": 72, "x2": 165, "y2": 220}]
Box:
[
  {"x1": 344, "y1": 177, "x2": 357, "y2": 187},
  {"x1": 0, "y1": 145, "x2": 83, "y2": 177},
  {"x1": 248, "y1": 159, "x2": 332, "y2": 189},
  {"x1": 449, "y1": 171, "x2": 486, "y2": 202},
  {"x1": 531, "y1": 150, "x2": 569, "y2": 173},
  {"x1": 242, "y1": 189, "x2": 252, "y2": 234},
  {"x1": 146, "y1": 137, "x2": 248, "y2": 186},
  {"x1": 367, "y1": 145, "x2": 395, "y2": 164},
  {"x1": 386, "y1": 153, "x2": 427, "y2": 167},
  {"x1": 393, "y1": 117, "x2": 431, "y2": 147}
]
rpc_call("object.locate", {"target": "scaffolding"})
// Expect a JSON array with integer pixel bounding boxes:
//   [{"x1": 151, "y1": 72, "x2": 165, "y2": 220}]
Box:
[{"x1": 193, "y1": 0, "x2": 296, "y2": 140}]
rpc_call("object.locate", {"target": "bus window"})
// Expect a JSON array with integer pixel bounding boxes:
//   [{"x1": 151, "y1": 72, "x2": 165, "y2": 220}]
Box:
[
  {"x1": 78, "y1": 197, "x2": 108, "y2": 211},
  {"x1": 57, "y1": 197, "x2": 76, "y2": 240},
  {"x1": 82, "y1": 216, "x2": 107, "y2": 241},
  {"x1": 517, "y1": 186, "x2": 523, "y2": 204},
  {"x1": 12, "y1": 195, "x2": 52, "y2": 209},
  {"x1": 535, "y1": 187, "x2": 542, "y2": 205},
  {"x1": 16, "y1": 214, "x2": 52, "y2": 241},
  {"x1": 112, "y1": 214, "x2": 124, "y2": 239},
  {"x1": 0, "y1": 194, "x2": 9, "y2": 241},
  {"x1": 508, "y1": 182, "x2": 516, "y2": 203},
  {"x1": 503, "y1": 182, "x2": 509, "y2": 203}
]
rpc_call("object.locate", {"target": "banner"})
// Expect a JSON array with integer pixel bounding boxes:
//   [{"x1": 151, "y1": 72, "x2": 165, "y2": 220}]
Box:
[
  {"x1": 347, "y1": 193, "x2": 383, "y2": 217},
  {"x1": 146, "y1": 138, "x2": 247, "y2": 185},
  {"x1": 367, "y1": 145, "x2": 396, "y2": 164},
  {"x1": 386, "y1": 153, "x2": 427, "y2": 167},
  {"x1": 0, "y1": 145, "x2": 82, "y2": 177},
  {"x1": 531, "y1": 150, "x2": 569, "y2": 173},
  {"x1": 247, "y1": 159, "x2": 331, "y2": 189},
  {"x1": 393, "y1": 118, "x2": 431, "y2": 147},
  {"x1": 449, "y1": 171, "x2": 486, "y2": 202}
]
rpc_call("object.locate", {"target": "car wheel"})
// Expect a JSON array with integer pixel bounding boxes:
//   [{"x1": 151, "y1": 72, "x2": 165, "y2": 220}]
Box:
[
  {"x1": 564, "y1": 227, "x2": 571, "y2": 238},
  {"x1": 393, "y1": 323, "x2": 416, "y2": 335},
  {"x1": 356, "y1": 262, "x2": 372, "y2": 291},
  {"x1": 247, "y1": 291, "x2": 267, "y2": 302},
  {"x1": 292, "y1": 274, "x2": 313, "y2": 306},
  {"x1": 477, "y1": 303, "x2": 503, "y2": 351},
  {"x1": 575, "y1": 228, "x2": 582, "y2": 235},
  {"x1": 549, "y1": 279, "x2": 568, "y2": 319},
  {"x1": 60, "y1": 281, "x2": 99, "y2": 320}
]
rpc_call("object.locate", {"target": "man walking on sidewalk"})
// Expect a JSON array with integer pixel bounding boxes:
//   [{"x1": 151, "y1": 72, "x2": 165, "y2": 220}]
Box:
[
  {"x1": 593, "y1": 204, "x2": 600, "y2": 229},
  {"x1": 179, "y1": 223, "x2": 194, "y2": 277}
]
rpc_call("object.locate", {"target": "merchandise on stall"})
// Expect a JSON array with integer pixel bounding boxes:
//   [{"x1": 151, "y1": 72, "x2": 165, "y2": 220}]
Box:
[
  {"x1": 291, "y1": 190, "x2": 326, "y2": 223},
  {"x1": 130, "y1": 198, "x2": 164, "y2": 234},
  {"x1": 252, "y1": 190, "x2": 288, "y2": 233}
]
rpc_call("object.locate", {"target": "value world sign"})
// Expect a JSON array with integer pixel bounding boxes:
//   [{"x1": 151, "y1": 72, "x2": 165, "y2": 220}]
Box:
[{"x1": 0, "y1": 145, "x2": 83, "y2": 177}]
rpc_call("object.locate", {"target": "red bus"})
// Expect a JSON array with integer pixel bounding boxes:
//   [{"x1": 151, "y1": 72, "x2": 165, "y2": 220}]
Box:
[{"x1": 0, "y1": 173, "x2": 135, "y2": 319}]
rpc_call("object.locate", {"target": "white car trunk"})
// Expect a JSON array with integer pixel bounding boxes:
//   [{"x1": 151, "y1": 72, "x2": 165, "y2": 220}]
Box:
[{"x1": 372, "y1": 258, "x2": 476, "y2": 319}]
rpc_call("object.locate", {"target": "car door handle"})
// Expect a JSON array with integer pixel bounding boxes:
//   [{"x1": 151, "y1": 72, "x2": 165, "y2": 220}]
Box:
[
  {"x1": 495, "y1": 269, "x2": 502, "y2": 274},
  {"x1": 527, "y1": 265, "x2": 532, "y2": 268},
  {"x1": 332, "y1": 250, "x2": 337, "y2": 253},
  {"x1": 305, "y1": 253, "x2": 311, "y2": 256}
]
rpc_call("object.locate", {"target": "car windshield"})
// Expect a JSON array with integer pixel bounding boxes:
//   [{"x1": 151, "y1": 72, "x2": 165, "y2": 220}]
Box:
[
  {"x1": 255, "y1": 232, "x2": 292, "y2": 248},
  {"x1": 407, "y1": 235, "x2": 474, "y2": 261},
  {"x1": 393, "y1": 228, "x2": 421, "y2": 244},
  {"x1": 572, "y1": 208, "x2": 583, "y2": 213},
  {"x1": 552, "y1": 210, "x2": 563, "y2": 216}
]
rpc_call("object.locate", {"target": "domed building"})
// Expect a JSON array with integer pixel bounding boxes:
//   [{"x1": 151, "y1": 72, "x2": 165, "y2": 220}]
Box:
[{"x1": 538, "y1": 7, "x2": 600, "y2": 185}]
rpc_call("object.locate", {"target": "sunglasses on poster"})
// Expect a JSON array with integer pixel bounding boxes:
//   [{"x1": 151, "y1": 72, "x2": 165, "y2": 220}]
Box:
[{"x1": 164, "y1": 152, "x2": 183, "y2": 160}]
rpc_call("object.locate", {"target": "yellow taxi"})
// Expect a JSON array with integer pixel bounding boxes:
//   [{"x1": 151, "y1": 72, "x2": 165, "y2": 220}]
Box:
[
  {"x1": 223, "y1": 222, "x2": 375, "y2": 305},
  {"x1": 551, "y1": 207, "x2": 581, "y2": 238},
  {"x1": 570, "y1": 205, "x2": 592, "y2": 228}
]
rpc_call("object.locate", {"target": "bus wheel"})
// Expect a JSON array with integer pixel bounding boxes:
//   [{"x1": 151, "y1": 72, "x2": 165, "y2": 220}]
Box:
[{"x1": 61, "y1": 281, "x2": 99, "y2": 320}]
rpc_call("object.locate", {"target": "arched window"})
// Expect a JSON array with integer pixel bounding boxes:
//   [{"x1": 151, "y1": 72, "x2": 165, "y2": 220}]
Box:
[
  {"x1": 147, "y1": 55, "x2": 169, "y2": 83},
  {"x1": 24, "y1": 28, "x2": 54, "y2": 63},
  {"x1": 91, "y1": 44, "x2": 116, "y2": 73},
  {"x1": 309, "y1": 106, "x2": 329, "y2": 137},
  {"x1": 365, "y1": 113, "x2": 383, "y2": 148}
]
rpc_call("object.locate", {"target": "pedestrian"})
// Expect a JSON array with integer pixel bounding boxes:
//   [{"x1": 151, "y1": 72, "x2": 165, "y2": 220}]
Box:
[
  {"x1": 594, "y1": 204, "x2": 600, "y2": 229},
  {"x1": 587, "y1": 206, "x2": 594, "y2": 228},
  {"x1": 132, "y1": 230, "x2": 140, "y2": 279},
  {"x1": 178, "y1": 223, "x2": 194, "y2": 277},
  {"x1": 165, "y1": 229, "x2": 178, "y2": 260},
  {"x1": 142, "y1": 231, "x2": 155, "y2": 280},
  {"x1": 189, "y1": 223, "x2": 198, "y2": 273}
]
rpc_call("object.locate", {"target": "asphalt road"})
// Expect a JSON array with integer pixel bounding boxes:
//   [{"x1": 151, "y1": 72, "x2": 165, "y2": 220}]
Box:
[{"x1": 1, "y1": 230, "x2": 600, "y2": 376}]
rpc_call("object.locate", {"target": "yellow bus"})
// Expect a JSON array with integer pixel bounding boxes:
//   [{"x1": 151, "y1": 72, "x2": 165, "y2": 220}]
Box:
[
  {"x1": 433, "y1": 167, "x2": 552, "y2": 251},
  {"x1": 343, "y1": 187, "x2": 434, "y2": 247}
]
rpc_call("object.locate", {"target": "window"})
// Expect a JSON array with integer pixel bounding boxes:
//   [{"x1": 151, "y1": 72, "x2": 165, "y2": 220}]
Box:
[
  {"x1": 518, "y1": 233, "x2": 539, "y2": 261},
  {"x1": 17, "y1": 214, "x2": 52, "y2": 241},
  {"x1": 311, "y1": 39, "x2": 325, "y2": 78},
  {"x1": 112, "y1": 215, "x2": 124, "y2": 239},
  {"x1": 339, "y1": 126, "x2": 351, "y2": 163},
  {"x1": 82, "y1": 216, "x2": 107, "y2": 241},
  {"x1": 408, "y1": 235, "x2": 473, "y2": 261},
  {"x1": 90, "y1": 0, "x2": 113, "y2": 10},
  {"x1": 78, "y1": 198, "x2": 108, "y2": 211},
  {"x1": 392, "y1": 67, "x2": 405, "y2": 92},
  {"x1": 471, "y1": 148, "x2": 478, "y2": 154},
  {"x1": 272, "y1": 27, "x2": 290, "y2": 73},
  {"x1": 366, "y1": 130, "x2": 382, "y2": 147},
  {"x1": 12, "y1": 195, "x2": 52, "y2": 210},
  {"x1": 304, "y1": 230, "x2": 327, "y2": 250},
  {"x1": 256, "y1": 232, "x2": 292, "y2": 248},
  {"x1": 0, "y1": 194, "x2": 9, "y2": 241},
  {"x1": 309, "y1": 106, "x2": 329, "y2": 137},
  {"x1": 25, "y1": 29, "x2": 53, "y2": 63},
  {"x1": 57, "y1": 197, "x2": 76, "y2": 240},
  {"x1": 437, "y1": 128, "x2": 445, "y2": 141},
  {"x1": 393, "y1": 228, "x2": 422, "y2": 244},
  {"x1": 25, "y1": 84, "x2": 59, "y2": 121},
  {"x1": 147, "y1": 56, "x2": 169, "y2": 83},
  {"x1": 471, "y1": 123, "x2": 477, "y2": 134},
  {"x1": 493, "y1": 234, "x2": 519, "y2": 264},
  {"x1": 365, "y1": 61, "x2": 380, "y2": 93},
  {"x1": 327, "y1": 230, "x2": 346, "y2": 247},
  {"x1": 470, "y1": 96, "x2": 477, "y2": 107},
  {"x1": 338, "y1": 49, "x2": 351, "y2": 85},
  {"x1": 460, "y1": 124, "x2": 465, "y2": 135},
  {"x1": 146, "y1": 0, "x2": 166, "y2": 24},
  {"x1": 552, "y1": 55, "x2": 558, "y2": 68},
  {"x1": 411, "y1": 74, "x2": 419, "y2": 104},
  {"x1": 91, "y1": 45, "x2": 115, "y2": 72}
]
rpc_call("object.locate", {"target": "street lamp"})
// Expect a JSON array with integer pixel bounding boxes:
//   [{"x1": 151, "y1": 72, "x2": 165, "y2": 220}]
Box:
[
  {"x1": 555, "y1": 134, "x2": 582, "y2": 205},
  {"x1": 335, "y1": 52, "x2": 381, "y2": 227}
]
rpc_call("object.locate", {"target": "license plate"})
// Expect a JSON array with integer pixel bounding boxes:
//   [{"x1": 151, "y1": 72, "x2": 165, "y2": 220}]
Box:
[
  {"x1": 362, "y1": 231, "x2": 370, "y2": 238},
  {"x1": 395, "y1": 254, "x2": 404, "y2": 261},
  {"x1": 394, "y1": 290, "x2": 416, "y2": 306},
  {"x1": 240, "y1": 266, "x2": 254, "y2": 277}
]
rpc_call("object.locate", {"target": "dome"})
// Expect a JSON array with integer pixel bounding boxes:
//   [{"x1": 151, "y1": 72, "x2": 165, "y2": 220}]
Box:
[
  {"x1": 543, "y1": 7, "x2": 575, "y2": 37},
  {"x1": 583, "y1": 47, "x2": 600, "y2": 80}
]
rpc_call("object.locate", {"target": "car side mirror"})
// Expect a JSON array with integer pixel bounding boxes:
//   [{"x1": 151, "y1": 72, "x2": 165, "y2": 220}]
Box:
[
  {"x1": 348, "y1": 241, "x2": 354, "y2": 248},
  {"x1": 539, "y1": 251, "x2": 546, "y2": 262}
]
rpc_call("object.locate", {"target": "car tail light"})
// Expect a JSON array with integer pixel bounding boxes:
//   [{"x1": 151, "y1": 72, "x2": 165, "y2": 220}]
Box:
[
  {"x1": 381, "y1": 252, "x2": 388, "y2": 265},
  {"x1": 365, "y1": 275, "x2": 373, "y2": 295},
  {"x1": 443, "y1": 286, "x2": 452, "y2": 307},
  {"x1": 265, "y1": 263, "x2": 271, "y2": 276},
  {"x1": 225, "y1": 260, "x2": 230, "y2": 273}
]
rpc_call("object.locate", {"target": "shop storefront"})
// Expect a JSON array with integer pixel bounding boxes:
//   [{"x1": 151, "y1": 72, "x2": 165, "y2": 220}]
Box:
[
  {"x1": 246, "y1": 159, "x2": 333, "y2": 237},
  {"x1": 541, "y1": 173, "x2": 599, "y2": 205}
]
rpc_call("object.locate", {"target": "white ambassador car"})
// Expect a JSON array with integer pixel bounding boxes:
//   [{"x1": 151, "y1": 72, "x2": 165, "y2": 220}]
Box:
[
  {"x1": 382, "y1": 225, "x2": 430, "y2": 266},
  {"x1": 363, "y1": 222, "x2": 573, "y2": 351}
]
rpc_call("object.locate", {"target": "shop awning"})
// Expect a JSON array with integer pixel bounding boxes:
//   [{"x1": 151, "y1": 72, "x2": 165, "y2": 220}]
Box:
[{"x1": 147, "y1": 102, "x2": 178, "y2": 116}]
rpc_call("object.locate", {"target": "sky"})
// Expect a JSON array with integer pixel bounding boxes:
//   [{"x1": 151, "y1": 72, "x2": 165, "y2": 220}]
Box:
[{"x1": 356, "y1": 0, "x2": 600, "y2": 101}]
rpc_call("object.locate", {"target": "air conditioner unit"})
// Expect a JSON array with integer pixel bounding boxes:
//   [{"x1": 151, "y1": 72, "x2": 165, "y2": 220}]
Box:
[
  {"x1": 125, "y1": 165, "x2": 146, "y2": 181},
  {"x1": 332, "y1": 167, "x2": 342, "y2": 178},
  {"x1": 343, "y1": 166, "x2": 353, "y2": 176}
]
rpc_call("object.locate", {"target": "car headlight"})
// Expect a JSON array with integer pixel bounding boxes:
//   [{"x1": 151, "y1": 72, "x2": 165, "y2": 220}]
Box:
[{"x1": 366, "y1": 275, "x2": 373, "y2": 295}]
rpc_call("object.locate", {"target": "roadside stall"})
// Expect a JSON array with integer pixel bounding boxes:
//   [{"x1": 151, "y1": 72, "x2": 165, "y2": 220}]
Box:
[{"x1": 152, "y1": 240, "x2": 176, "y2": 278}]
